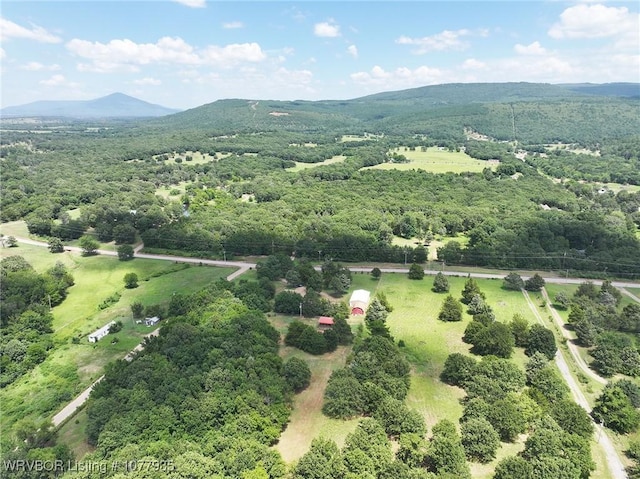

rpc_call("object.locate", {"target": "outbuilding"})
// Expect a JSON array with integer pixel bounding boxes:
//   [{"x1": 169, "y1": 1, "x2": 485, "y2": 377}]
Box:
[
  {"x1": 349, "y1": 289, "x2": 371, "y2": 315},
  {"x1": 144, "y1": 316, "x2": 160, "y2": 326},
  {"x1": 318, "y1": 316, "x2": 334, "y2": 330}
]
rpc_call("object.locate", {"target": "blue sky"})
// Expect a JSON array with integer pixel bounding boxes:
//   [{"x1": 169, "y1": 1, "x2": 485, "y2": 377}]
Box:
[{"x1": 1, "y1": 1, "x2": 639, "y2": 109}]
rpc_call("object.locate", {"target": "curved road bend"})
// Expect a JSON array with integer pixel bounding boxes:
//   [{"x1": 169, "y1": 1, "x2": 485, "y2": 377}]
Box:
[{"x1": 523, "y1": 290, "x2": 627, "y2": 479}]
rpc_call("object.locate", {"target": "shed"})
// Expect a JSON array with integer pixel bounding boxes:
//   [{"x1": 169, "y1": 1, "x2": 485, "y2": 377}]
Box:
[
  {"x1": 88, "y1": 321, "x2": 116, "y2": 343},
  {"x1": 318, "y1": 316, "x2": 335, "y2": 329},
  {"x1": 144, "y1": 316, "x2": 160, "y2": 326},
  {"x1": 349, "y1": 289, "x2": 371, "y2": 315}
]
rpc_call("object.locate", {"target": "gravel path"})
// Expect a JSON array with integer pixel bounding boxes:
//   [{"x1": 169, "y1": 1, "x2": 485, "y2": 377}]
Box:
[{"x1": 523, "y1": 290, "x2": 627, "y2": 479}]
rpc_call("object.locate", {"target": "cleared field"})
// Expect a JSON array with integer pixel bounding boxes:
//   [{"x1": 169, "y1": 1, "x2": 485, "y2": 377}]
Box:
[
  {"x1": 155, "y1": 181, "x2": 189, "y2": 200},
  {"x1": 378, "y1": 274, "x2": 538, "y2": 427},
  {"x1": 340, "y1": 134, "x2": 383, "y2": 142},
  {"x1": 275, "y1": 346, "x2": 360, "y2": 463},
  {"x1": 286, "y1": 155, "x2": 347, "y2": 172},
  {"x1": 160, "y1": 150, "x2": 217, "y2": 165},
  {"x1": 274, "y1": 274, "x2": 372, "y2": 462},
  {"x1": 364, "y1": 146, "x2": 496, "y2": 174},
  {"x1": 372, "y1": 273, "x2": 543, "y2": 477},
  {"x1": 0, "y1": 220, "x2": 30, "y2": 238},
  {"x1": 0, "y1": 245, "x2": 234, "y2": 432}
]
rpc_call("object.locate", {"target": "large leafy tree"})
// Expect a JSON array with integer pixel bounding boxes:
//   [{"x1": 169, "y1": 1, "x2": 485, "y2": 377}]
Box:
[
  {"x1": 282, "y1": 357, "x2": 311, "y2": 393},
  {"x1": 79, "y1": 235, "x2": 99, "y2": 256},
  {"x1": 592, "y1": 383, "x2": 640, "y2": 434},
  {"x1": 525, "y1": 324, "x2": 557, "y2": 360},
  {"x1": 461, "y1": 417, "x2": 500, "y2": 463},
  {"x1": 425, "y1": 419, "x2": 470, "y2": 479}
]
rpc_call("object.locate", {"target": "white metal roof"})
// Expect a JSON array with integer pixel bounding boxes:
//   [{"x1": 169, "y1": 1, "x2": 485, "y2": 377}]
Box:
[{"x1": 349, "y1": 289, "x2": 371, "y2": 305}]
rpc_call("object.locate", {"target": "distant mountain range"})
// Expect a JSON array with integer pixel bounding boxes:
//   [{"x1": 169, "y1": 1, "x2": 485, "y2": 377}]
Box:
[
  {"x1": 1, "y1": 82, "x2": 637, "y2": 121},
  {"x1": 0, "y1": 93, "x2": 180, "y2": 118}
]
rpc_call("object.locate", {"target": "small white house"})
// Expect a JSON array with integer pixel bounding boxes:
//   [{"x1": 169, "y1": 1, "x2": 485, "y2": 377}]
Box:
[
  {"x1": 144, "y1": 316, "x2": 160, "y2": 326},
  {"x1": 349, "y1": 289, "x2": 371, "y2": 315},
  {"x1": 88, "y1": 321, "x2": 116, "y2": 343}
]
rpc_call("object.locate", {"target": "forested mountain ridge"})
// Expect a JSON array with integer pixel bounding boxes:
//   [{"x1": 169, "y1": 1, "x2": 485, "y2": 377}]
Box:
[{"x1": 147, "y1": 82, "x2": 640, "y2": 144}]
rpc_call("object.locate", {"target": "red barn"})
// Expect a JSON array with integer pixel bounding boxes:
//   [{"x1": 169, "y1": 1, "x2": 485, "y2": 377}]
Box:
[{"x1": 349, "y1": 289, "x2": 371, "y2": 315}]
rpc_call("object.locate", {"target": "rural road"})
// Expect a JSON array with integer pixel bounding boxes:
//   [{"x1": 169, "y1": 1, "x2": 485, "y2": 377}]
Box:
[
  {"x1": 540, "y1": 288, "x2": 608, "y2": 385},
  {"x1": 9, "y1": 236, "x2": 640, "y2": 289},
  {"x1": 621, "y1": 288, "x2": 640, "y2": 304},
  {"x1": 523, "y1": 290, "x2": 627, "y2": 479}
]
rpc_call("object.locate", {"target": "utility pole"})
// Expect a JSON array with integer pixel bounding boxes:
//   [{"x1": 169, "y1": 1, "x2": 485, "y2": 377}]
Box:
[
  {"x1": 299, "y1": 302, "x2": 302, "y2": 318},
  {"x1": 404, "y1": 250, "x2": 408, "y2": 265}
]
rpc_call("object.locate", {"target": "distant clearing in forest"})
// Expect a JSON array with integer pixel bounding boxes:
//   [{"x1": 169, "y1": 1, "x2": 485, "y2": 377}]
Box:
[
  {"x1": 365, "y1": 146, "x2": 496, "y2": 173},
  {"x1": 286, "y1": 155, "x2": 347, "y2": 171}
]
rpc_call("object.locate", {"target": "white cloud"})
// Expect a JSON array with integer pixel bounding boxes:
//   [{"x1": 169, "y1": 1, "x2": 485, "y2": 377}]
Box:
[
  {"x1": 396, "y1": 29, "x2": 473, "y2": 54},
  {"x1": 314, "y1": 21, "x2": 341, "y2": 38},
  {"x1": 173, "y1": 0, "x2": 206, "y2": 8},
  {"x1": 201, "y1": 42, "x2": 266, "y2": 66},
  {"x1": 133, "y1": 77, "x2": 161, "y2": 86},
  {"x1": 274, "y1": 67, "x2": 313, "y2": 86},
  {"x1": 20, "y1": 62, "x2": 61, "y2": 71},
  {"x1": 549, "y1": 4, "x2": 638, "y2": 40},
  {"x1": 461, "y1": 58, "x2": 487, "y2": 70},
  {"x1": 39, "y1": 74, "x2": 76, "y2": 86},
  {"x1": 351, "y1": 65, "x2": 444, "y2": 89},
  {"x1": 0, "y1": 48, "x2": 5, "y2": 59},
  {"x1": 0, "y1": 17, "x2": 62, "y2": 43},
  {"x1": 67, "y1": 37, "x2": 265, "y2": 72},
  {"x1": 514, "y1": 41, "x2": 547, "y2": 56},
  {"x1": 347, "y1": 45, "x2": 358, "y2": 59},
  {"x1": 223, "y1": 21, "x2": 244, "y2": 29}
]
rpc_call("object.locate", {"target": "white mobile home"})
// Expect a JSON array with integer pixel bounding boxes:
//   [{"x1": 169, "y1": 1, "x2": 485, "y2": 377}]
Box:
[{"x1": 88, "y1": 321, "x2": 116, "y2": 343}]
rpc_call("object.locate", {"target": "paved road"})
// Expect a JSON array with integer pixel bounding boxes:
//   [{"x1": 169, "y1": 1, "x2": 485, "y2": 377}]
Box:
[
  {"x1": 523, "y1": 290, "x2": 627, "y2": 479},
  {"x1": 12, "y1": 236, "x2": 640, "y2": 288}
]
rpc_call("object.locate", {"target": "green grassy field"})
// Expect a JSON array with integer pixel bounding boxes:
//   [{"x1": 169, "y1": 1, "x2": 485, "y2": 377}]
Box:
[
  {"x1": 0, "y1": 244, "x2": 235, "y2": 434},
  {"x1": 155, "y1": 181, "x2": 190, "y2": 200},
  {"x1": 0, "y1": 220, "x2": 30, "y2": 238},
  {"x1": 286, "y1": 155, "x2": 347, "y2": 172},
  {"x1": 364, "y1": 146, "x2": 495, "y2": 174},
  {"x1": 271, "y1": 272, "x2": 542, "y2": 473},
  {"x1": 161, "y1": 150, "x2": 218, "y2": 165}
]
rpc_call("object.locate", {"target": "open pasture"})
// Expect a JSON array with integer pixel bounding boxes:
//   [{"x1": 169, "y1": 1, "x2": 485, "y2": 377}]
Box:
[
  {"x1": 0, "y1": 245, "x2": 234, "y2": 431},
  {"x1": 286, "y1": 155, "x2": 347, "y2": 172},
  {"x1": 365, "y1": 146, "x2": 495, "y2": 174}
]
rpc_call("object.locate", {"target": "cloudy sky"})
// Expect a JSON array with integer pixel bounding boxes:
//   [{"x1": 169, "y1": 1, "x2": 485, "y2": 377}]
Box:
[{"x1": 1, "y1": 1, "x2": 638, "y2": 110}]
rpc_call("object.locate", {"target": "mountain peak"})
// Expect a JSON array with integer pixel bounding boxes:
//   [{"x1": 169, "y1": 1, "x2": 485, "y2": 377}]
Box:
[{"x1": 1, "y1": 93, "x2": 180, "y2": 118}]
